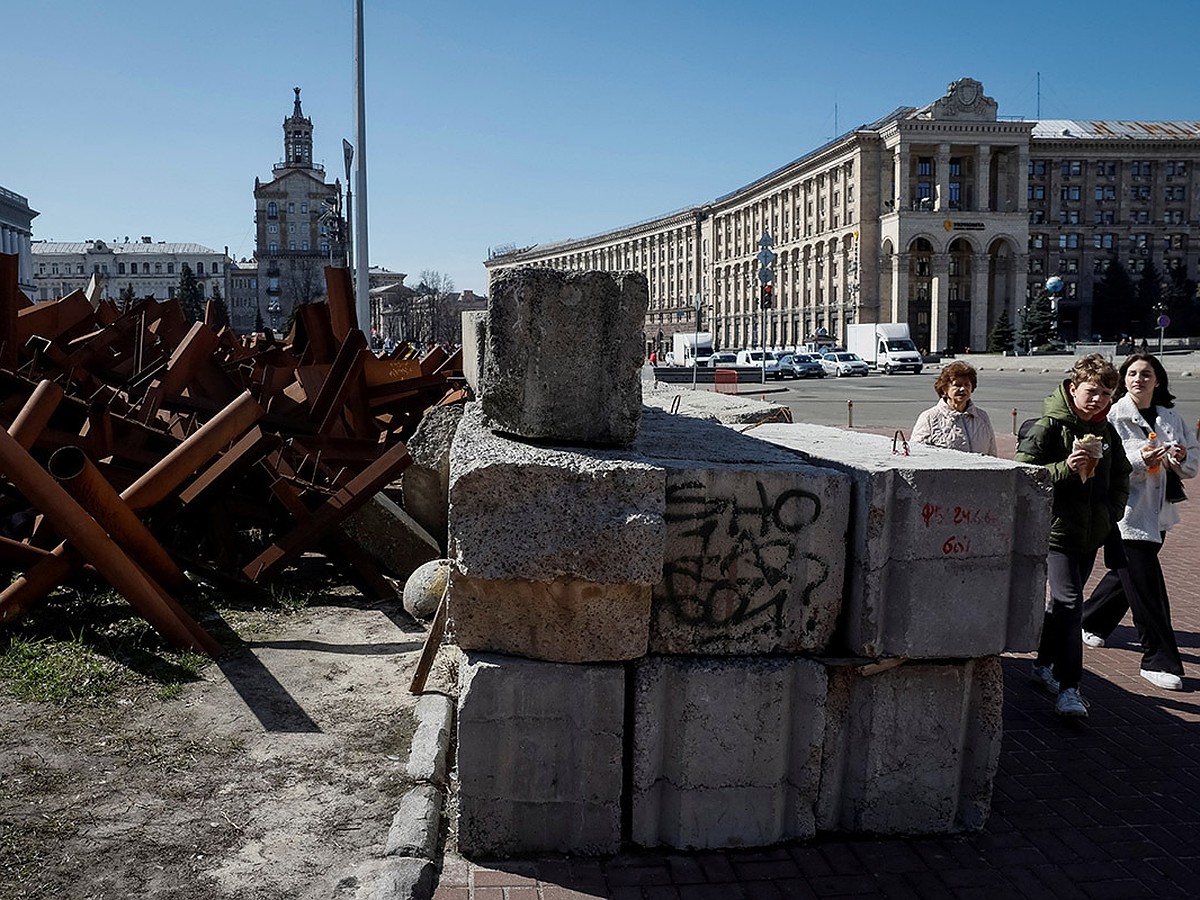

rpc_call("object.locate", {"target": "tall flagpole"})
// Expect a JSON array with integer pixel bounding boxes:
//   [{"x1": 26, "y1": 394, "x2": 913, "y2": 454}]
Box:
[{"x1": 353, "y1": 0, "x2": 370, "y2": 338}]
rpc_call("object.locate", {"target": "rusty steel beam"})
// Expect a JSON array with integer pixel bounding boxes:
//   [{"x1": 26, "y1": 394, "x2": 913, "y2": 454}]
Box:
[
  {"x1": 243, "y1": 439, "x2": 412, "y2": 582},
  {"x1": 8, "y1": 380, "x2": 65, "y2": 450},
  {"x1": 324, "y1": 265, "x2": 358, "y2": 343},
  {"x1": 0, "y1": 253, "x2": 23, "y2": 369},
  {"x1": 177, "y1": 426, "x2": 278, "y2": 506},
  {"x1": 48, "y1": 446, "x2": 189, "y2": 592},
  {"x1": 16, "y1": 290, "x2": 94, "y2": 344},
  {"x1": 0, "y1": 425, "x2": 218, "y2": 655}
]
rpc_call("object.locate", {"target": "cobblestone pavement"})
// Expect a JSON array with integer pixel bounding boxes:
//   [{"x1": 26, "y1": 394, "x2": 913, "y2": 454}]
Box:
[{"x1": 434, "y1": 449, "x2": 1200, "y2": 900}]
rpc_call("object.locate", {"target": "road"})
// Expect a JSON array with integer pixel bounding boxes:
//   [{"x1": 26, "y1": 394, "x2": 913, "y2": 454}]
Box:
[{"x1": 752, "y1": 355, "x2": 1200, "y2": 435}]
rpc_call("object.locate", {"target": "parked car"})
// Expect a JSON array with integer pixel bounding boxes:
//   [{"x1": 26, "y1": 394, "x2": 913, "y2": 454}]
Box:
[
  {"x1": 735, "y1": 348, "x2": 771, "y2": 366},
  {"x1": 820, "y1": 351, "x2": 870, "y2": 377},
  {"x1": 766, "y1": 353, "x2": 825, "y2": 379},
  {"x1": 709, "y1": 351, "x2": 739, "y2": 367}
]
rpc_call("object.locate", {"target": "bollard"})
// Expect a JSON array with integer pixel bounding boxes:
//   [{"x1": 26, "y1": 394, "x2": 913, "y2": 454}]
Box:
[
  {"x1": 847, "y1": 399, "x2": 854, "y2": 428},
  {"x1": 1012, "y1": 408, "x2": 1018, "y2": 436}
]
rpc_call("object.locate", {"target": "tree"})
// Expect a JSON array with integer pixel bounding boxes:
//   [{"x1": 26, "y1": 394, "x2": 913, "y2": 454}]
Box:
[
  {"x1": 1091, "y1": 256, "x2": 1135, "y2": 340},
  {"x1": 986, "y1": 309, "x2": 1016, "y2": 353},
  {"x1": 118, "y1": 283, "x2": 137, "y2": 313},
  {"x1": 1133, "y1": 260, "x2": 1164, "y2": 338},
  {"x1": 1018, "y1": 289, "x2": 1057, "y2": 351},
  {"x1": 1162, "y1": 263, "x2": 1199, "y2": 336},
  {"x1": 416, "y1": 269, "x2": 458, "y2": 344},
  {"x1": 207, "y1": 283, "x2": 231, "y2": 329},
  {"x1": 254, "y1": 304, "x2": 265, "y2": 333},
  {"x1": 177, "y1": 263, "x2": 204, "y2": 322}
]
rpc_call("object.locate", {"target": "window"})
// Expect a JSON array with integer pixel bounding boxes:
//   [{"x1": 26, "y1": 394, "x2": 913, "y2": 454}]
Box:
[
  {"x1": 1029, "y1": 257, "x2": 1044, "y2": 274},
  {"x1": 1029, "y1": 160, "x2": 1047, "y2": 176},
  {"x1": 1094, "y1": 186, "x2": 1116, "y2": 201},
  {"x1": 1094, "y1": 210, "x2": 1115, "y2": 225},
  {"x1": 1061, "y1": 160, "x2": 1082, "y2": 176},
  {"x1": 267, "y1": 202, "x2": 278, "y2": 219},
  {"x1": 1131, "y1": 210, "x2": 1150, "y2": 224},
  {"x1": 1058, "y1": 234, "x2": 1080, "y2": 249},
  {"x1": 1028, "y1": 185, "x2": 1045, "y2": 201},
  {"x1": 1030, "y1": 210, "x2": 1046, "y2": 224},
  {"x1": 1061, "y1": 186, "x2": 1081, "y2": 202},
  {"x1": 949, "y1": 159, "x2": 962, "y2": 176},
  {"x1": 268, "y1": 223, "x2": 278, "y2": 234},
  {"x1": 288, "y1": 202, "x2": 295, "y2": 213},
  {"x1": 1094, "y1": 161, "x2": 1116, "y2": 177},
  {"x1": 300, "y1": 202, "x2": 308, "y2": 214},
  {"x1": 130, "y1": 262, "x2": 137, "y2": 274},
  {"x1": 1030, "y1": 233, "x2": 1045, "y2": 249},
  {"x1": 196, "y1": 262, "x2": 204, "y2": 275},
  {"x1": 288, "y1": 223, "x2": 295, "y2": 234},
  {"x1": 269, "y1": 242, "x2": 278, "y2": 255},
  {"x1": 1058, "y1": 210, "x2": 1080, "y2": 225},
  {"x1": 320, "y1": 242, "x2": 329, "y2": 256},
  {"x1": 1094, "y1": 258, "x2": 1109, "y2": 274},
  {"x1": 51, "y1": 264, "x2": 58, "y2": 275},
  {"x1": 1061, "y1": 258, "x2": 1079, "y2": 274},
  {"x1": 301, "y1": 241, "x2": 309, "y2": 251},
  {"x1": 1164, "y1": 210, "x2": 1185, "y2": 225},
  {"x1": 1131, "y1": 161, "x2": 1153, "y2": 177},
  {"x1": 77, "y1": 265, "x2": 84, "y2": 274},
  {"x1": 949, "y1": 183, "x2": 961, "y2": 207},
  {"x1": 289, "y1": 241, "x2": 296, "y2": 251},
  {"x1": 1093, "y1": 234, "x2": 1115, "y2": 250},
  {"x1": 917, "y1": 158, "x2": 932, "y2": 176},
  {"x1": 39, "y1": 264, "x2": 45, "y2": 274},
  {"x1": 166, "y1": 263, "x2": 173, "y2": 274},
  {"x1": 1167, "y1": 161, "x2": 1188, "y2": 177},
  {"x1": 212, "y1": 262, "x2": 220, "y2": 274},
  {"x1": 118, "y1": 263, "x2": 126, "y2": 274},
  {"x1": 1165, "y1": 186, "x2": 1186, "y2": 202},
  {"x1": 93, "y1": 264, "x2": 100, "y2": 273}
]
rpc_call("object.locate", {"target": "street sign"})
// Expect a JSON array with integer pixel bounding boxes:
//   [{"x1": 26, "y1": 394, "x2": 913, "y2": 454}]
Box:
[
  {"x1": 757, "y1": 231, "x2": 776, "y2": 283},
  {"x1": 1158, "y1": 314, "x2": 1171, "y2": 329}
]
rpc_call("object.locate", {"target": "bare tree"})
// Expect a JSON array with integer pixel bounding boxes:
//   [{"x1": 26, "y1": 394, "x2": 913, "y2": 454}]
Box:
[{"x1": 416, "y1": 269, "x2": 457, "y2": 344}]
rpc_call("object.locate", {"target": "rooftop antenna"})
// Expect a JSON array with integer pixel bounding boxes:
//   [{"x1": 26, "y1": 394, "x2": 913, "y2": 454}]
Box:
[{"x1": 1036, "y1": 71, "x2": 1041, "y2": 119}]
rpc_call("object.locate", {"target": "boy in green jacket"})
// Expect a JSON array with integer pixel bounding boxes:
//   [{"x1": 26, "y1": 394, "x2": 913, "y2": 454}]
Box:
[{"x1": 1016, "y1": 354, "x2": 1131, "y2": 718}]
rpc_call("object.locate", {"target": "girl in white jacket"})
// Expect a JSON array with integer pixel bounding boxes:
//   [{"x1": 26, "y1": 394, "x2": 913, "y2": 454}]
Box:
[{"x1": 1081, "y1": 353, "x2": 1200, "y2": 690}]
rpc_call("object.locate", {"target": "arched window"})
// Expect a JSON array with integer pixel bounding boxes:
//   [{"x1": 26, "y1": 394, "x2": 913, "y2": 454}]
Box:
[
  {"x1": 196, "y1": 262, "x2": 205, "y2": 275},
  {"x1": 267, "y1": 202, "x2": 278, "y2": 219}
]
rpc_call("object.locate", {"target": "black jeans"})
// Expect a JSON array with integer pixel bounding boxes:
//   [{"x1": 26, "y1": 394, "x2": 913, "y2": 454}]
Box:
[
  {"x1": 1082, "y1": 534, "x2": 1184, "y2": 677},
  {"x1": 1037, "y1": 548, "x2": 1098, "y2": 691}
]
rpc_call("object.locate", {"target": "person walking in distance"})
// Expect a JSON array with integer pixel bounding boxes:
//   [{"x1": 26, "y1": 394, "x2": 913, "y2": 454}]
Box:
[
  {"x1": 911, "y1": 361, "x2": 999, "y2": 456},
  {"x1": 1080, "y1": 353, "x2": 1199, "y2": 691},
  {"x1": 1016, "y1": 354, "x2": 1131, "y2": 717}
]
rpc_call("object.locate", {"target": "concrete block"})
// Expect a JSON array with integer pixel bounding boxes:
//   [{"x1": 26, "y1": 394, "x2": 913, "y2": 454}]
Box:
[
  {"x1": 817, "y1": 656, "x2": 1003, "y2": 834},
  {"x1": 384, "y1": 784, "x2": 442, "y2": 858},
  {"x1": 398, "y1": 403, "x2": 462, "y2": 550},
  {"x1": 631, "y1": 655, "x2": 827, "y2": 849},
  {"x1": 449, "y1": 402, "x2": 666, "y2": 584},
  {"x1": 405, "y1": 693, "x2": 454, "y2": 786},
  {"x1": 460, "y1": 309, "x2": 488, "y2": 395},
  {"x1": 747, "y1": 424, "x2": 1051, "y2": 658},
  {"x1": 632, "y1": 410, "x2": 850, "y2": 655},
  {"x1": 456, "y1": 653, "x2": 624, "y2": 856},
  {"x1": 342, "y1": 493, "x2": 440, "y2": 582},
  {"x1": 480, "y1": 267, "x2": 648, "y2": 446},
  {"x1": 449, "y1": 568, "x2": 650, "y2": 662}
]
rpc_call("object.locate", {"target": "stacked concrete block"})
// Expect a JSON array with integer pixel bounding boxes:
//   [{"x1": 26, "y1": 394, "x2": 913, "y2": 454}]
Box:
[
  {"x1": 818, "y1": 656, "x2": 1004, "y2": 834},
  {"x1": 456, "y1": 653, "x2": 624, "y2": 857},
  {"x1": 480, "y1": 267, "x2": 648, "y2": 446},
  {"x1": 631, "y1": 655, "x2": 827, "y2": 849},
  {"x1": 448, "y1": 402, "x2": 665, "y2": 662},
  {"x1": 459, "y1": 309, "x2": 488, "y2": 394},
  {"x1": 631, "y1": 409, "x2": 851, "y2": 656},
  {"x1": 748, "y1": 424, "x2": 1052, "y2": 659}
]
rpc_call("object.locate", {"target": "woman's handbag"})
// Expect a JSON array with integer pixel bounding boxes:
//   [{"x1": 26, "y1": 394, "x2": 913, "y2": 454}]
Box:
[{"x1": 1166, "y1": 467, "x2": 1187, "y2": 503}]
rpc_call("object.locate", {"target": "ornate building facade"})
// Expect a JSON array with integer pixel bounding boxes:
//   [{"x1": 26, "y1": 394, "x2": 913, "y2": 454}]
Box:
[
  {"x1": 253, "y1": 88, "x2": 346, "y2": 332},
  {"x1": 31, "y1": 238, "x2": 229, "y2": 305},
  {"x1": 0, "y1": 185, "x2": 38, "y2": 299},
  {"x1": 486, "y1": 78, "x2": 1200, "y2": 353}
]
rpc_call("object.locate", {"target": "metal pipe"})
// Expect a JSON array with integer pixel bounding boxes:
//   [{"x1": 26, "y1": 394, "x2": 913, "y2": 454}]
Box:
[
  {"x1": 0, "y1": 425, "x2": 218, "y2": 655},
  {"x1": 48, "y1": 446, "x2": 188, "y2": 592},
  {"x1": 8, "y1": 379, "x2": 65, "y2": 450}
]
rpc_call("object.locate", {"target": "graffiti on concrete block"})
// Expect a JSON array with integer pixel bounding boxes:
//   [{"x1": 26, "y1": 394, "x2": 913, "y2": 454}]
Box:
[{"x1": 659, "y1": 479, "x2": 831, "y2": 631}]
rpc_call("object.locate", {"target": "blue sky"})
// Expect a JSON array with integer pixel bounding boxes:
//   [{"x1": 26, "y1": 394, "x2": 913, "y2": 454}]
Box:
[{"x1": 7, "y1": 1, "x2": 1200, "y2": 296}]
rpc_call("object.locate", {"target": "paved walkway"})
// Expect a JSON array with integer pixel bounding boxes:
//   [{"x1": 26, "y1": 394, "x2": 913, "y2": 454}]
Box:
[{"x1": 433, "y1": 463, "x2": 1200, "y2": 900}]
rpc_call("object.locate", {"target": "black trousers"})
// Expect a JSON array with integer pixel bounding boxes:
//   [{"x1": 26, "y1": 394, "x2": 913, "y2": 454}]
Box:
[
  {"x1": 1081, "y1": 534, "x2": 1184, "y2": 677},
  {"x1": 1037, "y1": 548, "x2": 1097, "y2": 691}
]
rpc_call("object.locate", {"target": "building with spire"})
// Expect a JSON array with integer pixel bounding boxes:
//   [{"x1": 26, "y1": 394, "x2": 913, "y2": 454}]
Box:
[{"x1": 252, "y1": 87, "x2": 346, "y2": 332}]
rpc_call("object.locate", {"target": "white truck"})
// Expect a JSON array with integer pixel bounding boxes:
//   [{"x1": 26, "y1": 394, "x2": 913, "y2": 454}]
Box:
[
  {"x1": 845, "y1": 323, "x2": 924, "y2": 374},
  {"x1": 672, "y1": 331, "x2": 714, "y2": 367}
]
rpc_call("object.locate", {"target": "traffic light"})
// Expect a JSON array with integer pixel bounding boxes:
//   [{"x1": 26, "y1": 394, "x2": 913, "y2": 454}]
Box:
[{"x1": 761, "y1": 283, "x2": 774, "y2": 308}]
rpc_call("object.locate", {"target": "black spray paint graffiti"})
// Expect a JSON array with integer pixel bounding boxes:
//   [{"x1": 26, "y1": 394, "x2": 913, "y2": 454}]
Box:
[{"x1": 658, "y1": 479, "x2": 831, "y2": 634}]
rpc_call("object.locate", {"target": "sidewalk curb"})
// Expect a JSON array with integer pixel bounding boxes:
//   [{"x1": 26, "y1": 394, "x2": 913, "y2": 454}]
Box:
[{"x1": 358, "y1": 692, "x2": 455, "y2": 900}]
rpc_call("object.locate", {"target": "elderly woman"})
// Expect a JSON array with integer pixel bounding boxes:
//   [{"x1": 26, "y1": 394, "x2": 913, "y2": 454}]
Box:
[{"x1": 911, "y1": 361, "x2": 998, "y2": 456}]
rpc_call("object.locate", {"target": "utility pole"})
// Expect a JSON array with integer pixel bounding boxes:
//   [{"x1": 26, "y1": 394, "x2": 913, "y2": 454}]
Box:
[
  {"x1": 343, "y1": 139, "x2": 354, "y2": 273},
  {"x1": 353, "y1": 0, "x2": 370, "y2": 339}
]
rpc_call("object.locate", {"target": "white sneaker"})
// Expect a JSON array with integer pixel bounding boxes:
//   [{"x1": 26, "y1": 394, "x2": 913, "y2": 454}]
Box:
[
  {"x1": 1055, "y1": 687, "x2": 1089, "y2": 717},
  {"x1": 1140, "y1": 669, "x2": 1183, "y2": 691},
  {"x1": 1082, "y1": 631, "x2": 1105, "y2": 648},
  {"x1": 1032, "y1": 664, "x2": 1060, "y2": 694}
]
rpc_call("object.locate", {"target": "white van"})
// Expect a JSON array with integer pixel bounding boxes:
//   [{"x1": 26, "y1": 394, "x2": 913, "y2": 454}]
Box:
[{"x1": 735, "y1": 349, "x2": 773, "y2": 366}]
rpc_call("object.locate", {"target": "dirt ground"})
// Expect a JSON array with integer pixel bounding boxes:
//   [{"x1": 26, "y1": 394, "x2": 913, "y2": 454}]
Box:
[{"x1": 0, "y1": 592, "x2": 434, "y2": 900}]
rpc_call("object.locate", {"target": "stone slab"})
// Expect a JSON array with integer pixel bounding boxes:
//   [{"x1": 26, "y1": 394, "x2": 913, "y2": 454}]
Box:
[
  {"x1": 748, "y1": 424, "x2": 1051, "y2": 658},
  {"x1": 817, "y1": 656, "x2": 1003, "y2": 834},
  {"x1": 460, "y1": 309, "x2": 488, "y2": 395},
  {"x1": 384, "y1": 784, "x2": 442, "y2": 858},
  {"x1": 456, "y1": 653, "x2": 624, "y2": 857},
  {"x1": 398, "y1": 403, "x2": 462, "y2": 550},
  {"x1": 631, "y1": 655, "x2": 827, "y2": 850},
  {"x1": 449, "y1": 568, "x2": 650, "y2": 662},
  {"x1": 342, "y1": 493, "x2": 440, "y2": 582},
  {"x1": 632, "y1": 410, "x2": 850, "y2": 655},
  {"x1": 449, "y1": 402, "x2": 666, "y2": 584},
  {"x1": 405, "y1": 693, "x2": 454, "y2": 786},
  {"x1": 480, "y1": 267, "x2": 648, "y2": 446}
]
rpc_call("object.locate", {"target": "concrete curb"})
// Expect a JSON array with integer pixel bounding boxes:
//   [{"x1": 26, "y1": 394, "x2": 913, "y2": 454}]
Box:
[{"x1": 358, "y1": 692, "x2": 455, "y2": 900}]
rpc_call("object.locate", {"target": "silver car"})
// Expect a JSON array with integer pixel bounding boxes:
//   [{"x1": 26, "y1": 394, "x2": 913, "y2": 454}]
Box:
[{"x1": 820, "y1": 351, "x2": 870, "y2": 377}]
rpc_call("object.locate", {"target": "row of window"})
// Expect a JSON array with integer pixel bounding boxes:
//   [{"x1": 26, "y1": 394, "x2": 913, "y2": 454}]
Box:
[
  {"x1": 267, "y1": 241, "x2": 330, "y2": 255},
  {"x1": 1030, "y1": 160, "x2": 1189, "y2": 178},
  {"x1": 1030, "y1": 232, "x2": 1189, "y2": 251},
  {"x1": 265, "y1": 200, "x2": 316, "y2": 218},
  {"x1": 38, "y1": 260, "x2": 219, "y2": 276},
  {"x1": 1029, "y1": 184, "x2": 1189, "y2": 203},
  {"x1": 1030, "y1": 208, "x2": 1188, "y2": 226}
]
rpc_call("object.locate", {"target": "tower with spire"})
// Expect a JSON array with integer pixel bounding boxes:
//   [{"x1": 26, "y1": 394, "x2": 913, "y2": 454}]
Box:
[{"x1": 249, "y1": 87, "x2": 346, "y2": 333}]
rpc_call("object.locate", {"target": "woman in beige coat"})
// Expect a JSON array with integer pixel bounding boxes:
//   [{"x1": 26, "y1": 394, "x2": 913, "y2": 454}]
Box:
[{"x1": 911, "y1": 361, "x2": 998, "y2": 456}]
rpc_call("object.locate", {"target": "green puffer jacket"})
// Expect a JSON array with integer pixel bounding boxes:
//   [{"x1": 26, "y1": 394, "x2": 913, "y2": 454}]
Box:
[{"x1": 1015, "y1": 380, "x2": 1131, "y2": 553}]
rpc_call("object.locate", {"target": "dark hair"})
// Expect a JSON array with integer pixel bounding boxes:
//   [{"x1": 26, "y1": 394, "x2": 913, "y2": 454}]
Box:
[
  {"x1": 934, "y1": 361, "x2": 977, "y2": 398},
  {"x1": 1117, "y1": 352, "x2": 1175, "y2": 408}
]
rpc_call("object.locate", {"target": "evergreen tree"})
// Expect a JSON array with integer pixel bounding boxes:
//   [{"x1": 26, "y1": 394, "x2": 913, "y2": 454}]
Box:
[
  {"x1": 207, "y1": 283, "x2": 231, "y2": 329},
  {"x1": 255, "y1": 304, "x2": 265, "y2": 333},
  {"x1": 177, "y1": 263, "x2": 204, "y2": 322},
  {"x1": 1091, "y1": 256, "x2": 1135, "y2": 340},
  {"x1": 986, "y1": 309, "x2": 1016, "y2": 353},
  {"x1": 118, "y1": 283, "x2": 137, "y2": 313},
  {"x1": 1163, "y1": 264, "x2": 1199, "y2": 335},
  {"x1": 1133, "y1": 261, "x2": 1164, "y2": 338},
  {"x1": 1018, "y1": 290, "x2": 1057, "y2": 351}
]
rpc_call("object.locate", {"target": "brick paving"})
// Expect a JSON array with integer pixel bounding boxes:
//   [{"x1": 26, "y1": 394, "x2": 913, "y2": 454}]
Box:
[{"x1": 434, "y1": 450, "x2": 1200, "y2": 900}]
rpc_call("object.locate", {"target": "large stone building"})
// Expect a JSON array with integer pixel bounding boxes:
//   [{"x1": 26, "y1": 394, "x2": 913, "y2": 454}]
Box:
[
  {"x1": 31, "y1": 238, "x2": 229, "y2": 305},
  {"x1": 253, "y1": 88, "x2": 346, "y2": 332},
  {"x1": 0, "y1": 185, "x2": 38, "y2": 298},
  {"x1": 486, "y1": 78, "x2": 1200, "y2": 353}
]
